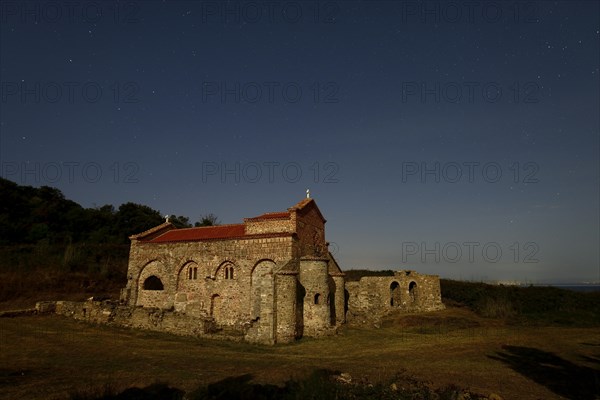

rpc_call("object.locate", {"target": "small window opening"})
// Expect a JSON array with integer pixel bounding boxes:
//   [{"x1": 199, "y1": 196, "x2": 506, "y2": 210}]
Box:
[{"x1": 314, "y1": 293, "x2": 321, "y2": 304}]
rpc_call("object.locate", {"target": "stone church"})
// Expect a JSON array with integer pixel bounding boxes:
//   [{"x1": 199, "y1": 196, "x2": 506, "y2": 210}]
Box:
[
  {"x1": 107, "y1": 197, "x2": 444, "y2": 344},
  {"x1": 121, "y1": 198, "x2": 346, "y2": 344}
]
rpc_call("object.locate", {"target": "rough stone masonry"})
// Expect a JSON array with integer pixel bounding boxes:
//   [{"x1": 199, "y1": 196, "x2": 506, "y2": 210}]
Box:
[{"x1": 43, "y1": 198, "x2": 444, "y2": 344}]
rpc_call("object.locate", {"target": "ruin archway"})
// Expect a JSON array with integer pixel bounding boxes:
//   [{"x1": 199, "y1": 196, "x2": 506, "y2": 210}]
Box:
[
  {"x1": 409, "y1": 281, "x2": 418, "y2": 303},
  {"x1": 390, "y1": 281, "x2": 401, "y2": 306}
]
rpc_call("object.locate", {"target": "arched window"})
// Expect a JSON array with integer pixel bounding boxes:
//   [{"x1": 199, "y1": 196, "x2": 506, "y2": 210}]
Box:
[
  {"x1": 225, "y1": 265, "x2": 234, "y2": 279},
  {"x1": 188, "y1": 266, "x2": 198, "y2": 280},
  {"x1": 314, "y1": 293, "x2": 321, "y2": 304},
  {"x1": 143, "y1": 276, "x2": 164, "y2": 290}
]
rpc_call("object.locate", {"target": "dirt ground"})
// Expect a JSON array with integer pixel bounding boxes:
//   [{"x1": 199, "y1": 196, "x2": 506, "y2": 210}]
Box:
[{"x1": 1, "y1": 307, "x2": 599, "y2": 399}]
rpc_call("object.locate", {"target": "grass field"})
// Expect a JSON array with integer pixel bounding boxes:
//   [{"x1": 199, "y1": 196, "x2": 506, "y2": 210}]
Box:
[{"x1": 1, "y1": 307, "x2": 599, "y2": 399}]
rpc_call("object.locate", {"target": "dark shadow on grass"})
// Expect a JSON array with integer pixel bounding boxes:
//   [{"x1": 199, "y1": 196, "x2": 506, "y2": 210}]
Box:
[
  {"x1": 580, "y1": 354, "x2": 600, "y2": 365},
  {"x1": 0, "y1": 368, "x2": 32, "y2": 387},
  {"x1": 189, "y1": 374, "x2": 283, "y2": 400},
  {"x1": 489, "y1": 345, "x2": 600, "y2": 400},
  {"x1": 70, "y1": 369, "x2": 487, "y2": 400},
  {"x1": 70, "y1": 382, "x2": 184, "y2": 400}
]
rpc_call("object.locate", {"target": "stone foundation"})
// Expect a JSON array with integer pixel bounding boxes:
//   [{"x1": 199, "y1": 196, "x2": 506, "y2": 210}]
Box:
[{"x1": 42, "y1": 300, "x2": 222, "y2": 338}]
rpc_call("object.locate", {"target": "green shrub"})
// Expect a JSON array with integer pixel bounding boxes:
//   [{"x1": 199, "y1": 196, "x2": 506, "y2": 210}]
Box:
[{"x1": 441, "y1": 279, "x2": 600, "y2": 326}]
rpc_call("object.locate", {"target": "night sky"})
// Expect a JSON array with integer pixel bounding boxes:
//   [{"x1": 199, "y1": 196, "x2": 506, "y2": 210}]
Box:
[{"x1": 1, "y1": 1, "x2": 598, "y2": 283}]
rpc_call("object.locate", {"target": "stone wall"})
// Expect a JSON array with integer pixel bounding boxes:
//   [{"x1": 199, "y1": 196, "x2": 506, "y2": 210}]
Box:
[
  {"x1": 122, "y1": 235, "x2": 303, "y2": 343},
  {"x1": 244, "y1": 217, "x2": 294, "y2": 235},
  {"x1": 47, "y1": 300, "x2": 218, "y2": 338},
  {"x1": 274, "y1": 272, "x2": 297, "y2": 343},
  {"x1": 345, "y1": 270, "x2": 444, "y2": 324},
  {"x1": 125, "y1": 236, "x2": 294, "y2": 313}
]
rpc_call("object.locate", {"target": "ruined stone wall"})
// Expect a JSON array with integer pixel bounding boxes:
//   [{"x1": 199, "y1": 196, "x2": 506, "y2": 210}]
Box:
[
  {"x1": 345, "y1": 271, "x2": 444, "y2": 324},
  {"x1": 51, "y1": 300, "x2": 218, "y2": 337}
]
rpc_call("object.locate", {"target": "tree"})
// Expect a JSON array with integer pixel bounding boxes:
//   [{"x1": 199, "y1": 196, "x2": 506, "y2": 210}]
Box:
[
  {"x1": 115, "y1": 203, "x2": 164, "y2": 242},
  {"x1": 169, "y1": 215, "x2": 192, "y2": 228},
  {"x1": 195, "y1": 213, "x2": 220, "y2": 227}
]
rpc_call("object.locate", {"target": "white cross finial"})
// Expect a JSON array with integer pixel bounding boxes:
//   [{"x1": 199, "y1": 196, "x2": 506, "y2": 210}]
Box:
[{"x1": 306, "y1": 189, "x2": 310, "y2": 199}]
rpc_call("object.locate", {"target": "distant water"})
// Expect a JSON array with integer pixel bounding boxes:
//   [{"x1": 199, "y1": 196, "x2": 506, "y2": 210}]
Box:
[{"x1": 535, "y1": 285, "x2": 600, "y2": 293}]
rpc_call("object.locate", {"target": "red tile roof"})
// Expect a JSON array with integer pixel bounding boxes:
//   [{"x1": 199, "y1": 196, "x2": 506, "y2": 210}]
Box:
[
  {"x1": 137, "y1": 198, "x2": 322, "y2": 243},
  {"x1": 148, "y1": 224, "x2": 246, "y2": 243}
]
